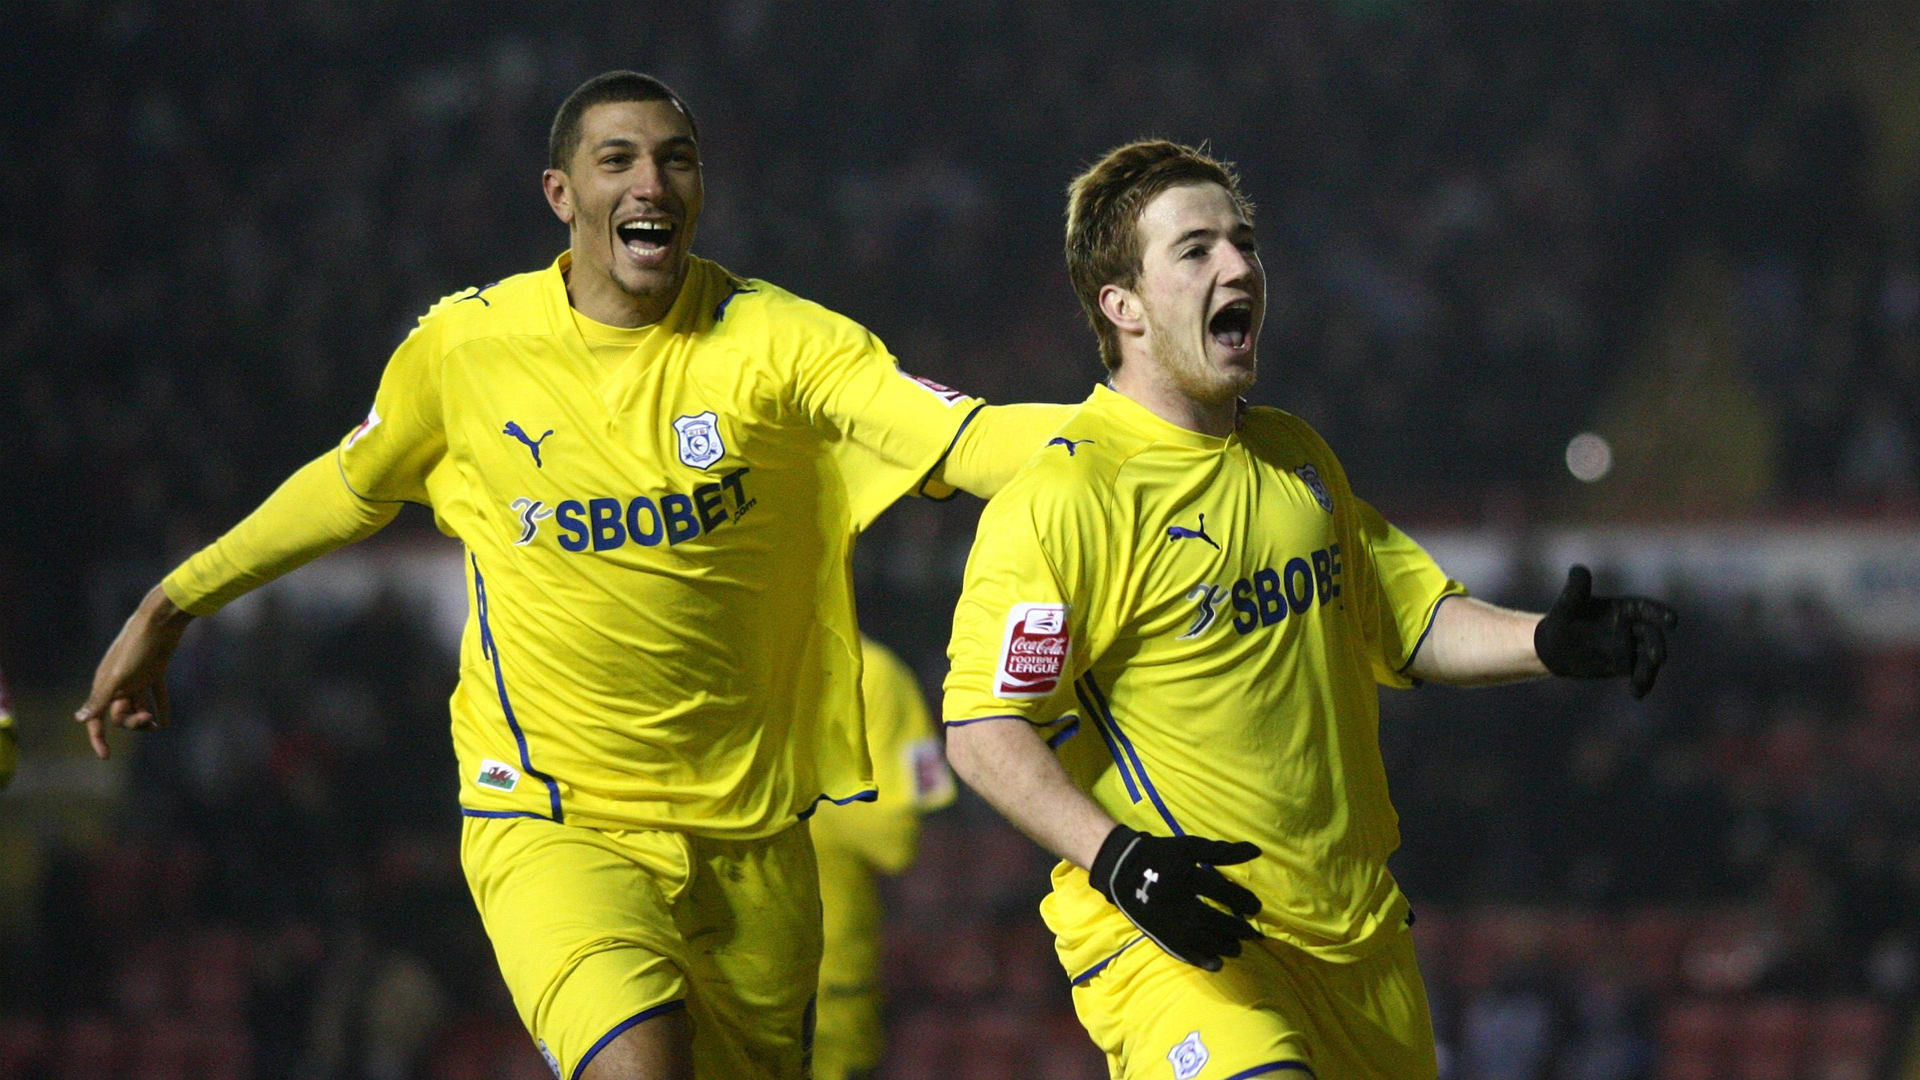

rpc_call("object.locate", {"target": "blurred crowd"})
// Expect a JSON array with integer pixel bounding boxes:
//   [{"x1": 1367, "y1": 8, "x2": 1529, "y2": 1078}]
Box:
[
  {"x1": 5, "y1": 1, "x2": 1920, "y2": 683},
  {"x1": 5, "y1": 2, "x2": 1920, "y2": 1078}
]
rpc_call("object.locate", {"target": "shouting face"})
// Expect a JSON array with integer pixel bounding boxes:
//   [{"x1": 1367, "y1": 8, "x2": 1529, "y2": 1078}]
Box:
[
  {"x1": 1111, "y1": 182, "x2": 1265, "y2": 405},
  {"x1": 542, "y1": 98, "x2": 703, "y2": 326}
]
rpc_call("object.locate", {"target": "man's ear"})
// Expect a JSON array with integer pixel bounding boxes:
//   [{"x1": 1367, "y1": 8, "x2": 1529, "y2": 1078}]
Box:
[
  {"x1": 1099, "y1": 283, "x2": 1145, "y2": 337},
  {"x1": 542, "y1": 168, "x2": 574, "y2": 226}
]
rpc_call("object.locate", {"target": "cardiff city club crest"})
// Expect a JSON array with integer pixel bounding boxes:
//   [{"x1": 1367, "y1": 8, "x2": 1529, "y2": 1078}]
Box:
[
  {"x1": 1295, "y1": 463, "x2": 1334, "y2": 513},
  {"x1": 673, "y1": 412, "x2": 725, "y2": 470}
]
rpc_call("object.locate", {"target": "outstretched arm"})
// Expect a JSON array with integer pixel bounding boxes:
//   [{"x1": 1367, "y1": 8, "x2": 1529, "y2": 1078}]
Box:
[
  {"x1": 75, "y1": 451, "x2": 398, "y2": 757},
  {"x1": 927, "y1": 403, "x2": 1076, "y2": 499},
  {"x1": 1403, "y1": 596, "x2": 1547, "y2": 686},
  {"x1": 1407, "y1": 566, "x2": 1676, "y2": 697}
]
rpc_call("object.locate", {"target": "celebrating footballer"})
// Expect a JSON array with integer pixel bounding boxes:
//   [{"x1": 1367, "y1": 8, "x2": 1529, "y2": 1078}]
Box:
[
  {"x1": 942, "y1": 141, "x2": 1677, "y2": 1078},
  {"x1": 76, "y1": 72, "x2": 1068, "y2": 1080}
]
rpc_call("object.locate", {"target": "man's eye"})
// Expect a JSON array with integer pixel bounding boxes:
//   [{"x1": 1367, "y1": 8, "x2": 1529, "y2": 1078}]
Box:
[
  {"x1": 1183, "y1": 247, "x2": 1206, "y2": 260},
  {"x1": 601, "y1": 155, "x2": 632, "y2": 168}
]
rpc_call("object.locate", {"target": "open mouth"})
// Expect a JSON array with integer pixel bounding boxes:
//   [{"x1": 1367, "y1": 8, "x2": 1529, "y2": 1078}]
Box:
[
  {"x1": 616, "y1": 219, "x2": 676, "y2": 258},
  {"x1": 1209, "y1": 300, "x2": 1254, "y2": 351}
]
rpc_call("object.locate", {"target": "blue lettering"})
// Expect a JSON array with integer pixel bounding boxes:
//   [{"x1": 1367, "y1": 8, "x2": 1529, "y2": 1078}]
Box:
[
  {"x1": 1312, "y1": 548, "x2": 1333, "y2": 604},
  {"x1": 721, "y1": 467, "x2": 751, "y2": 513},
  {"x1": 1253, "y1": 568, "x2": 1285, "y2": 626},
  {"x1": 693, "y1": 482, "x2": 729, "y2": 531},
  {"x1": 1328, "y1": 544, "x2": 1342, "y2": 599},
  {"x1": 589, "y1": 498, "x2": 626, "y2": 551},
  {"x1": 662, "y1": 493, "x2": 701, "y2": 545},
  {"x1": 1231, "y1": 578, "x2": 1258, "y2": 634},
  {"x1": 548, "y1": 472, "x2": 755, "y2": 554},
  {"x1": 625, "y1": 496, "x2": 664, "y2": 547},
  {"x1": 556, "y1": 500, "x2": 588, "y2": 552},
  {"x1": 1284, "y1": 557, "x2": 1314, "y2": 614}
]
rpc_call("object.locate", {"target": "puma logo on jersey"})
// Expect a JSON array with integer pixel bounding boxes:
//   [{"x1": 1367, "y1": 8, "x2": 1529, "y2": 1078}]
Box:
[
  {"x1": 456, "y1": 281, "x2": 499, "y2": 306},
  {"x1": 1166, "y1": 514, "x2": 1219, "y2": 550},
  {"x1": 503, "y1": 421, "x2": 553, "y2": 467},
  {"x1": 1178, "y1": 584, "x2": 1225, "y2": 639},
  {"x1": 1048, "y1": 437, "x2": 1094, "y2": 456},
  {"x1": 510, "y1": 498, "x2": 555, "y2": 546}
]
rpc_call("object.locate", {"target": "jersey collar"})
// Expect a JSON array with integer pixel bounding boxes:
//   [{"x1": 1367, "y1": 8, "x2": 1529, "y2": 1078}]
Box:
[{"x1": 1087, "y1": 383, "x2": 1238, "y2": 452}]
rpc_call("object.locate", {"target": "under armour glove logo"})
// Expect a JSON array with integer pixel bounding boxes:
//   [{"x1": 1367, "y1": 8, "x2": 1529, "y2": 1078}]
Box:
[
  {"x1": 1090, "y1": 825, "x2": 1263, "y2": 972},
  {"x1": 1136, "y1": 868, "x2": 1159, "y2": 904}
]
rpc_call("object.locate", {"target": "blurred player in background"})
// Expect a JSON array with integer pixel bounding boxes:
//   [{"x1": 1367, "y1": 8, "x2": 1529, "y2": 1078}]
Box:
[
  {"x1": 0, "y1": 660, "x2": 15, "y2": 792},
  {"x1": 811, "y1": 635, "x2": 955, "y2": 1080},
  {"x1": 75, "y1": 71, "x2": 1066, "y2": 1080},
  {"x1": 943, "y1": 141, "x2": 1677, "y2": 1079}
]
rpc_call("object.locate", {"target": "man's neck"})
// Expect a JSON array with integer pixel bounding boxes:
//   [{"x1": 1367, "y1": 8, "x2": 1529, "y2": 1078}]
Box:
[
  {"x1": 1109, "y1": 363, "x2": 1239, "y2": 438},
  {"x1": 564, "y1": 255, "x2": 680, "y2": 329}
]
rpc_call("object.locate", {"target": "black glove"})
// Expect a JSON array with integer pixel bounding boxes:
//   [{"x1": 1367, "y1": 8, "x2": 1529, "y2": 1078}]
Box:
[
  {"x1": 1089, "y1": 824, "x2": 1262, "y2": 971},
  {"x1": 1534, "y1": 565, "x2": 1678, "y2": 699}
]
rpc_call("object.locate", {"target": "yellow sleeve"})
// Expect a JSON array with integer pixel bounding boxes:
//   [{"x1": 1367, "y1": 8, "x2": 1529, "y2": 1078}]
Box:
[
  {"x1": 921, "y1": 402, "x2": 1075, "y2": 500},
  {"x1": 1351, "y1": 497, "x2": 1466, "y2": 688},
  {"x1": 943, "y1": 475, "x2": 1101, "y2": 727},
  {"x1": 336, "y1": 308, "x2": 447, "y2": 504},
  {"x1": 789, "y1": 315, "x2": 985, "y2": 530},
  {"x1": 160, "y1": 304, "x2": 452, "y2": 617},
  {"x1": 161, "y1": 453, "x2": 398, "y2": 616}
]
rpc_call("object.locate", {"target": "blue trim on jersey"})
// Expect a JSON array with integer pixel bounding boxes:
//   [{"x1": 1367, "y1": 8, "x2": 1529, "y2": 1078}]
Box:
[
  {"x1": 1079, "y1": 675, "x2": 1184, "y2": 836},
  {"x1": 571, "y1": 999, "x2": 687, "y2": 1080},
  {"x1": 1396, "y1": 592, "x2": 1459, "y2": 676},
  {"x1": 914, "y1": 401, "x2": 986, "y2": 500},
  {"x1": 796, "y1": 789, "x2": 879, "y2": 820},
  {"x1": 1222, "y1": 1063, "x2": 1314, "y2": 1080},
  {"x1": 1076, "y1": 681, "x2": 1142, "y2": 804},
  {"x1": 1068, "y1": 934, "x2": 1145, "y2": 986},
  {"x1": 459, "y1": 809, "x2": 552, "y2": 820},
  {"x1": 1046, "y1": 717, "x2": 1082, "y2": 748},
  {"x1": 471, "y1": 555, "x2": 564, "y2": 823},
  {"x1": 944, "y1": 713, "x2": 1030, "y2": 728}
]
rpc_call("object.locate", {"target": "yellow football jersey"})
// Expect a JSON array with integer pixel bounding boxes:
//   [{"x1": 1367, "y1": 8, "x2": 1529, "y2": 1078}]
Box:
[
  {"x1": 944, "y1": 385, "x2": 1463, "y2": 970},
  {"x1": 812, "y1": 635, "x2": 955, "y2": 864},
  {"x1": 215, "y1": 252, "x2": 987, "y2": 838}
]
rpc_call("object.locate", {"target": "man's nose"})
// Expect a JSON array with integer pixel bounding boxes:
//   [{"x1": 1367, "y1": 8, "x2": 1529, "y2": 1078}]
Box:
[
  {"x1": 628, "y1": 158, "x2": 667, "y2": 201},
  {"x1": 1218, "y1": 244, "x2": 1259, "y2": 287}
]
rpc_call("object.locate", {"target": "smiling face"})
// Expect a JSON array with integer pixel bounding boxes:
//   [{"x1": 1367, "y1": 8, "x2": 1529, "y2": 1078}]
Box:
[
  {"x1": 541, "y1": 98, "x2": 703, "y2": 327},
  {"x1": 1104, "y1": 182, "x2": 1265, "y2": 405}
]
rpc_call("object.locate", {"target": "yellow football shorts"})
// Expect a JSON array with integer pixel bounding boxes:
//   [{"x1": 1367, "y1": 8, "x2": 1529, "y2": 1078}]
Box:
[
  {"x1": 459, "y1": 814, "x2": 822, "y2": 1080},
  {"x1": 1067, "y1": 921, "x2": 1437, "y2": 1080}
]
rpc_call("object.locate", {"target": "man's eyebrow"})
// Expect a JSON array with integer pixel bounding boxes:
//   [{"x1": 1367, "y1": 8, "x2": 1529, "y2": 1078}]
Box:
[
  {"x1": 591, "y1": 135, "x2": 698, "y2": 154},
  {"x1": 1171, "y1": 227, "x2": 1218, "y2": 247}
]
